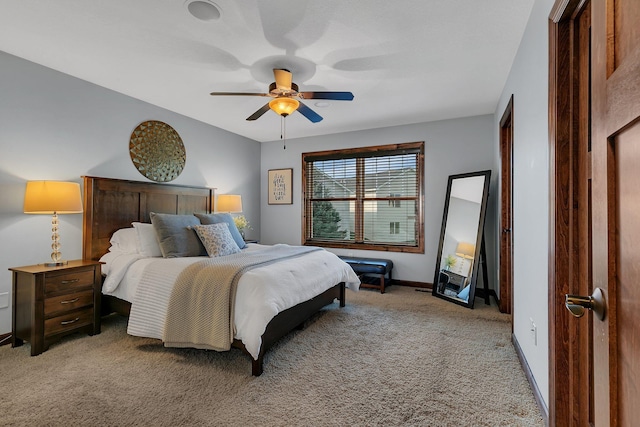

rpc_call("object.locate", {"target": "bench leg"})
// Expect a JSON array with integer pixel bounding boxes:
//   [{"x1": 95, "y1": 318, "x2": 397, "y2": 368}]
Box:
[{"x1": 357, "y1": 273, "x2": 390, "y2": 293}]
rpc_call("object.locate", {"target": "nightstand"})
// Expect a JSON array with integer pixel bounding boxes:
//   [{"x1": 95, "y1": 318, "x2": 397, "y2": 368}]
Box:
[
  {"x1": 10, "y1": 260, "x2": 102, "y2": 356},
  {"x1": 244, "y1": 239, "x2": 259, "y2": 244}
]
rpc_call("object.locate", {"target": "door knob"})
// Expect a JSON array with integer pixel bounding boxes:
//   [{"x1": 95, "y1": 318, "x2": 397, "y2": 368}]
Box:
[{"x1": 565, "y1": 287, "x2": 606, "y2": 320}]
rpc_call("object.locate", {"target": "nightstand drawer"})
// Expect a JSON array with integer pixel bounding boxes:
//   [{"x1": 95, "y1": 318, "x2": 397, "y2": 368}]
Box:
[
  {"x1": 45, "y1": 269, "x2": 95, "y2": 294},
  {"x1": 45, "y1": 308, "x2": 94, "y2": 336},
  {"x1": 44, "y1": 290, "x2": 93, "y2": 317}
]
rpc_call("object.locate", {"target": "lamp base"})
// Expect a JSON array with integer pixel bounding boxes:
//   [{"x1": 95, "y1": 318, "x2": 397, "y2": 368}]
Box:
[{"x1": 44, "y1": 260, "x2": 68, "y2": 267}]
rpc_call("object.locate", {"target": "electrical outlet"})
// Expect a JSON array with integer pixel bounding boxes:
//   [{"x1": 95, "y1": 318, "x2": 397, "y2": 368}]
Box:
[
  {"x1": 0, "y1": 292, "x2": 8, "y2": 309},
  {"x1": 530, "y1": 318, "x2": 537, "y2": 346}
]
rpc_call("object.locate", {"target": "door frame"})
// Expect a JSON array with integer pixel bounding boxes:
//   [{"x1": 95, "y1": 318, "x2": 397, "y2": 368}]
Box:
[
  {"x1": 499, "y1": 95, "x2": 514, "y2": 316},
  {"x1": 548, "y1": 0, "x2": 592, "y2": 425}
]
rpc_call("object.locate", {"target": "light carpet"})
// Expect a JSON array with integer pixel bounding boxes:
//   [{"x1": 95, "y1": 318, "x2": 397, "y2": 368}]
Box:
[{"x1": 1, "y1": 286, "x2": 544, "y2": 426}]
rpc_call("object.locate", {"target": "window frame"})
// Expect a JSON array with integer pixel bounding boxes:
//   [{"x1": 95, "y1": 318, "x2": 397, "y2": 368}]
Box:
[{"x1": 302, "y1": 141, "x2": 424, "y2": 253}]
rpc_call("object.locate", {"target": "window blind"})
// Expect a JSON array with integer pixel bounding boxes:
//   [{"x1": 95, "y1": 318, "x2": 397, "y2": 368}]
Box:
[{"x1": 303, "y1": 142, "x2": 424, "y2": 252}]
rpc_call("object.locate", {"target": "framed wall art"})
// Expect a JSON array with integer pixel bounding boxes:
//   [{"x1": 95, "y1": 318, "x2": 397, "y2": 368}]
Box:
[{"x1": 268, "y1": 168, "x2": 293, "y2": 205}]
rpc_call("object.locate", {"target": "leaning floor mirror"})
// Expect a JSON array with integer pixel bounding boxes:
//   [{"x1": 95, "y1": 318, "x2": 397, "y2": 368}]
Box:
[{"x1": 432, "y1": 170, "x2": 491, "y2": 308}]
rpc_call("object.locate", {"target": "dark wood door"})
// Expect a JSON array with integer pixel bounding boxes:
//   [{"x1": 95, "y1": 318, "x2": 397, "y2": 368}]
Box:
[
  {"x1": 591, "y1": 0, "x2": 640, "y2": 424},
  {"x1": 499, "y1": 96, "x2": 513, "y2": 315}
]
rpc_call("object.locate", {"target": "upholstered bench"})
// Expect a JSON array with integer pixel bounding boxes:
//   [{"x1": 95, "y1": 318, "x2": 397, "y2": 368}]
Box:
[{"x1": 338, "y1": 256, "x2": 393, "y2": 294}]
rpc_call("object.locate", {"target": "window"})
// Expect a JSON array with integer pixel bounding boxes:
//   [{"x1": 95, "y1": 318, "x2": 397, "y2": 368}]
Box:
[
  {"x1": 390, "y1": 222, "x2": 400, "y2": 234},
  {"x1": 302, "y1": 141, "x2": 424, "y2": 253}
]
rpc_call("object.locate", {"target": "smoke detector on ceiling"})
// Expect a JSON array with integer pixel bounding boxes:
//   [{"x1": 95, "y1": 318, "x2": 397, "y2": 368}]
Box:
[{"x1": 185, "y1": 0, "x2": 221, "y2": 21}]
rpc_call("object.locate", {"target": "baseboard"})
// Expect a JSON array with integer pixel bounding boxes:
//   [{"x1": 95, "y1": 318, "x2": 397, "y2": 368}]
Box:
[
  {"x1": 512, "y1": 334, "x2": 549, "y2": 426},
  {"x1": 0, "y1": 332, "x2": 11, "y2": 346},
  {"x1": 394, "y1": 279, "x2": 432, "y2": 290}
]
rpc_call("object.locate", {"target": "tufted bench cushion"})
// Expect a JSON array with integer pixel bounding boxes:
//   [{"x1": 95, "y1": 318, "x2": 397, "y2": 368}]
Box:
[{"x1": 338, "y1": 256, "x2": 393, "y2": 293}]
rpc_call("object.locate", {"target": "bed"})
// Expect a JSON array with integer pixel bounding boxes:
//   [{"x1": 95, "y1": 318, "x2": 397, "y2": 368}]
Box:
[{"x1": 81, "y1": 176, "x2": 360, "y2": 375}]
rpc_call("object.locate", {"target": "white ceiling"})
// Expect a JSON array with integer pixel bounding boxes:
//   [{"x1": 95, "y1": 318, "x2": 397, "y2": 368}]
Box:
[{"x1": 0, "y1": 0, "x2": 534, "y2": 142}]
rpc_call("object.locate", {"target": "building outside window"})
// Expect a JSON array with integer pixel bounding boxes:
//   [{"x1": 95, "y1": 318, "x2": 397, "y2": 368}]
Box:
[{"x1": 389, "y1": 193, "x2": 401, "y2": 208}]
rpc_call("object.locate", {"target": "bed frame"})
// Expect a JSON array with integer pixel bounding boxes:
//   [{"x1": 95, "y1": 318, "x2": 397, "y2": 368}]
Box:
[{"x1": 81, "y1": 176, "x2": 345, "y2": 376}]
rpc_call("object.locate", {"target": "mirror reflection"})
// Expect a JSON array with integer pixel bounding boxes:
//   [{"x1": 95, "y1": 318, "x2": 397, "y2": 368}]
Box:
[{"x1": 433, "y1": 170, "x2": 490, "y2": 308}]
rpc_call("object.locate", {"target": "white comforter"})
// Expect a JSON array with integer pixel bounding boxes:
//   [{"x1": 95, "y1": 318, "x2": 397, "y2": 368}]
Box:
[{"x1": 100, "y1": 244, "x2": 360, "y2": 359}]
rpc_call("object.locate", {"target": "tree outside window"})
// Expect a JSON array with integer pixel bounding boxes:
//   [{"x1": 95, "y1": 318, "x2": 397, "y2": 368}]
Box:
[{"x1": 312, "y1": 183, "x2": 345, "y2": 240}]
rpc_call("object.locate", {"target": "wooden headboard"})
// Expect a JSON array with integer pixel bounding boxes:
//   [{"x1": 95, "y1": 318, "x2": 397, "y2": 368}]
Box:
[{"x1": 82, "y1": 176, "x2": 214, "y2": 261}]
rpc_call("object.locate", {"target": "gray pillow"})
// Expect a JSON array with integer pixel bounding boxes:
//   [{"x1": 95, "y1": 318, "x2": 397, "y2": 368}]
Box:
[
  {"x1": 150, "y1": 212, "x2": 206, "y2": 258},
  {"x1": 194, "y1": 212, "x2": 247, "y2": 249}
]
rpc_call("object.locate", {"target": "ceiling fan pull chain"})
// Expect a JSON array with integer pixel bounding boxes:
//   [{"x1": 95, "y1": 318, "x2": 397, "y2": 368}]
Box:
[{"x1": 281, "y1": 115, "x2": 286, "y2": 150}]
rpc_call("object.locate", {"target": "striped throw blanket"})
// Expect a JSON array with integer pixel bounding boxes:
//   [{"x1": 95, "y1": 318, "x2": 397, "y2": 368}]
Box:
[{"x1": 163, "y1": 245, "x2": 321, "y2": 351}]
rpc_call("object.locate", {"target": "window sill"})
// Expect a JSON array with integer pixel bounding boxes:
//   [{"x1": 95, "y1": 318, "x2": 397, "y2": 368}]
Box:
[{"x1": 303, "y1": 240, "x2": 424, "y2": 254}]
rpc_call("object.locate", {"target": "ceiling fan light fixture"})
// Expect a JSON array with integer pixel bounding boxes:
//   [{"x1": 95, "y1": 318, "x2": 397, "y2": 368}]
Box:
[{"x1": 269, "y1": 98, "x2": 299, "y2": 116}]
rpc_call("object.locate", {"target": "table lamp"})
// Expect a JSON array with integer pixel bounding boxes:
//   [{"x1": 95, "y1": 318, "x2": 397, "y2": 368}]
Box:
[
  {"x1": 24, "y1": 181, "x2": 83, "y2": 266},
  {"x1": 455, "y1": 241, "x2": 476, "y2": 278},
  {"x1": 216, "y1": 194, "x2": 242, "y2": 213}
]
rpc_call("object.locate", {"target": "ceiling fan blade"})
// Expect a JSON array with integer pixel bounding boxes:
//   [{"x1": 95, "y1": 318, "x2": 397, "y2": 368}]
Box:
[
  {"x1": 210, "y1": 92, "x2": 269, "y2": 97},
  {"x1": 297, "y1": 102, "x2": 323, "y2": 123},
  {"x1": 246, "y1": 103, "x2": 271, "y2": 121},
  {"x1": 299, "y1": 91, "x2": 354, "y2": 101},
  {"x1": 273, "y1": 69, "x2": 293, "y2": 91}
]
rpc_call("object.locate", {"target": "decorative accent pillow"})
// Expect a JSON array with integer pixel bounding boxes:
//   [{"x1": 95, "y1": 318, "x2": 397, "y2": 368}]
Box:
[
  {"x1": 192, "y1": 223, "x2": 241, "y2": 257},
  {"x1": 109, "y1": 227, "x2": 139, "y2": 253},
  {"x1": 132, "y1": 222, "x2": 163, "y2": 257},
  {"x1": 194, "y1": 213, "x2": 246, "y2": 249},
  {"x1": 149, "y1": 213, "x2": 206, "y2": 258}
]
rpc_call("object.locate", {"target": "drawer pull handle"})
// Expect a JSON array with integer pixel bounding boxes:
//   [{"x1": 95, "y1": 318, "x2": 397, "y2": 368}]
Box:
[
  {"x1": 60, "y1": 279, "x2": 80, "y2": 285},
  {"x1": 60, "y1": 298, "x2": 80, "y2": 305},
  {"x1": 60, "y1": 317, "x2": 80, "y2": 326}
]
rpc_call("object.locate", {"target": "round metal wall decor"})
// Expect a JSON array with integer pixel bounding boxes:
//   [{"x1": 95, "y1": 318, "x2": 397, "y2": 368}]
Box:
[{"x1": 129, "y1": 120, "x2": 186, "y2": 182}]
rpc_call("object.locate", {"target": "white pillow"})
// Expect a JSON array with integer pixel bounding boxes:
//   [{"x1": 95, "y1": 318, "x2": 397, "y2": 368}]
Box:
[
  {"x1": 132, "y1": 222, "x2": 163, "y2": 257},
  {"x1": 99, "y1": 251, "x2": 119, "y2": 275},
  {"x1": 192, "y1": 223, "x2": 241, "y2": 257},
  {"x1": 109, "y1": 228, "x2": 139, "y2": 253}
]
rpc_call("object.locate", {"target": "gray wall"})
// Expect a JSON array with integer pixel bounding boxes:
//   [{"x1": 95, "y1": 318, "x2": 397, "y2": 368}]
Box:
[
  {"x1": 494, "y1": 0, "x2": 554, "y2": 408},
  {"x1": 260, "y1": 115, "x2": 497, "y2": 289},
  {"x1": 0, "y1": 51, "x2": 261, "y2": 334}
]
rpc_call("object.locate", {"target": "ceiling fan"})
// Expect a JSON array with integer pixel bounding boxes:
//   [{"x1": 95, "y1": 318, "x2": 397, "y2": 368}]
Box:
[{"x1": 210, "y1": 69, "x2": 354, "y2": 123}]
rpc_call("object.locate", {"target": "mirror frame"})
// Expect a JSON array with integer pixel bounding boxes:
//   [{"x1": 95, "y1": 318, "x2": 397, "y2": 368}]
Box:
[{"x1": 432, "y1": 170, "x2": 491, "y2": 308}]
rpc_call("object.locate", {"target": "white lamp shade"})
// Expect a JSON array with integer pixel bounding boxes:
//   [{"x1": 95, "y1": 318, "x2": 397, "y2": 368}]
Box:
[
  {"x1": 24, "y1": 181, "x2": 83, "y2": 214},
  {"x1": 216, "y1": 194, "x2": 242, "y2": 213}
]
